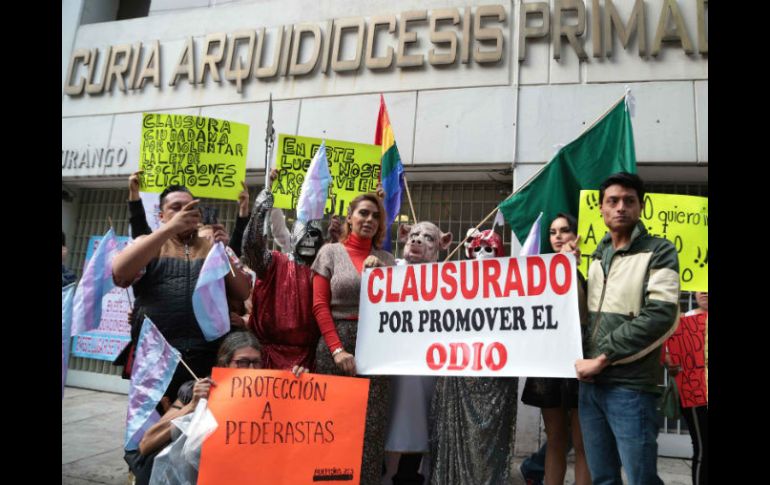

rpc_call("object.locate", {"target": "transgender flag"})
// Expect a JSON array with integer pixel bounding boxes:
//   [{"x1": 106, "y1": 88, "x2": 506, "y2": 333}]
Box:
[
  {"x1": 72, "y1": 228, "x2": 118, "y2": 336},
  {"x1": 62, "y1": 283, "x2": 76, "y2": 399},
  {"x1": 125, "y1": 317, "x2": 181, "y2": 451},
  {"x1": 192, "y1": 242, "x2": 231, "y2": 341},
  {"x1": 296, "y1": 140, "x2": 332, "y2": 222},
  {"x1": 375, "y1": 94, "x2": 405, "y2": 252},
  {"x1": 520, "y1": 212, "x2": 544, "y2": 256}
]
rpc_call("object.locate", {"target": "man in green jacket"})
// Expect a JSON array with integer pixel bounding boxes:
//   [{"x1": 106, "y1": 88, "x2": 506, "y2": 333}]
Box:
[{"x1": 575, "y1": 172, "x2": 680, "y2": 485}]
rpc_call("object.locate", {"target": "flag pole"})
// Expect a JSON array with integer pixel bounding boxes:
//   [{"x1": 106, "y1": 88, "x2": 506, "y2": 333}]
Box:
[
  {"x1": 107, "y1": 216, "x2": 114, "y2": 231},
  {"x1": 179, "y1": 357, "x2": 200, "y2": 381},
  {"x1": 507, "y1": 93, "x2": 628, "y2": 200},
  {"x1": 584, "y1": 93, "x2": 627, "y2": 134},
  {"x1": 124, "y1": 289, "x2": 133, "y2": 307},
  {"x1": 447, "y1": 93, "x2": 629, "y2": 263},
  {"x1": 402, "y1": 174, "x2": 417, "y2": 222},
  {"x1": 225, "y1": 247, "x2": 236, "y2": 278}
]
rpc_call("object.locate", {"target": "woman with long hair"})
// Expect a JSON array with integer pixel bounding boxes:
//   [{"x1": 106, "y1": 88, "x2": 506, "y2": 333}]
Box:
[
  {"x1": 520, "y1": 213, "x2": 590, "y2": 485},
  {"x1": 311, "y1": 193, "x2": 396, "y2": 485}
]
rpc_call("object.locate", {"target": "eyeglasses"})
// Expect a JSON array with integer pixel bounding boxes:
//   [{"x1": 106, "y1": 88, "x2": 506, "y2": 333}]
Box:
[
  {"x1": 232, "y1": 358, "x2": 262, "y2": 369},
  {"x1": 473, "y1": 246, "x2": 495, "y2": 253}
]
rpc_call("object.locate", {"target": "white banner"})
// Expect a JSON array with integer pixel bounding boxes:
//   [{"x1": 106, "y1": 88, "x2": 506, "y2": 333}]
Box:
[{"x1": 355, "y1": 254, "x2": 583, "y2": 377}]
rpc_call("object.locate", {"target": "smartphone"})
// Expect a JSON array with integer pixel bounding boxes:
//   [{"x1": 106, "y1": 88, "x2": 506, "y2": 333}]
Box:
[{"x1": 201, "y1": 206, "x2": 219, "y2": 225}]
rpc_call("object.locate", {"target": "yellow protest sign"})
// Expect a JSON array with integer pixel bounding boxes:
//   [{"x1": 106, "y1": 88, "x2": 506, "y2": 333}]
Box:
[
  {"x1": 577, "y1": 191, "x2": 708, "y2": 292},
  {"x1": 139, "y1": 113, "x2": 249, "y2": 201},
  {"x1": 272, "y1": 134, "x2": 381, "y2": 215}
]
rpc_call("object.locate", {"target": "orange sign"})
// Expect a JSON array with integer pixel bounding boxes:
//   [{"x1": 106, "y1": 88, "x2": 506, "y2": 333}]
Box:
[{"x1": 198, "y1": 368, "x2": 370, "y2": 485}]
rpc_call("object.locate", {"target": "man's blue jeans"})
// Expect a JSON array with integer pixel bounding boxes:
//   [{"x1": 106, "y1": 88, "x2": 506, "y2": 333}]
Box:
[{"x1": 578, "y1": 383, "x2": 663, "y2": 485}]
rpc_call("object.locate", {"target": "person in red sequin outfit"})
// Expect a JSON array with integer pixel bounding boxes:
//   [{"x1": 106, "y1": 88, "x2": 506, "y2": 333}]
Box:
[{"x1": 241, "y1": 187, "x2": 324, "y2": 371}]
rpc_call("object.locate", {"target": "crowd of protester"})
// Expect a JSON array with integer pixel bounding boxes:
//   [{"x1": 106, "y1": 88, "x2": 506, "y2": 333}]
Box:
[{"x1": 59, "y1": 170, "x2": 706, "y2": 485}]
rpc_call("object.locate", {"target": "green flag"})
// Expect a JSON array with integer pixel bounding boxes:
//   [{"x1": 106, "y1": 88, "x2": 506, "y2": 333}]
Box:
[{"x1": 499, "y1": 97, "x2": 637, "y2": 252}]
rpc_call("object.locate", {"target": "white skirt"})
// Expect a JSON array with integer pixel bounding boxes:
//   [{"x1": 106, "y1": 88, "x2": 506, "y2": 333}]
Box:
[{"x1": 385, "y1": 375, "x2": 437, "y2": 452}]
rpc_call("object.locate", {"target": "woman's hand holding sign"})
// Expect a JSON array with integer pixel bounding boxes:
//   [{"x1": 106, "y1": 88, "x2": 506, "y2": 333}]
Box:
[
  {"x1": 363, "y1": 256, "x2": 384, "y2": 269},
  {"x1": 333, "y1": 350, "x2": 357, "y2": 376}
]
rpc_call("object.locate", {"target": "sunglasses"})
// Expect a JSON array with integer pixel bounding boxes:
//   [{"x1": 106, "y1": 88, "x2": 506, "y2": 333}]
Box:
[
  {"x1": 232, "y1": 358, "x2": 262, "y2": 369},
  {"x1": 473, "y1": 246, "x2": 495, "y2": 253}
]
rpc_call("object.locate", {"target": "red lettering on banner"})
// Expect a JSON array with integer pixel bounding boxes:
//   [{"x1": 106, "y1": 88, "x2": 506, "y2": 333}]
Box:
[
  {"x1": 401, "y1": 266, "x2": 418, "y2": 302},
  {"x1": 368, "y1": 268, "x2": 384, "y2": 303},
  {"x1": 503, "y1": 259, "x2": 525, "y2": 297},
  {"x1": 426, "y1": 343, "x2": 447, "y2": 370},
  {"x1": 550, "y1": 254, "x2": 572, "y2": 295},
  {"x1": 447, "y1": 343, "x2": 470, "y2": 370},
  {"x1": 385, "y1": 267, "x2": 400, "y2": 303},
  {"x1": 460, "y1": 261, "x2": 480, "y2": 299},
  {"x1": 421, "y1": 264, "x2": 439, "y2": 301},
  {"x1": 527, "y1": 256, "x2": 547, "y2": 296},
  {"x1": 666, "y1": 313, "x2": 707, "y2": 408},
  {"x1": 471, "y1": 342, "x2": 484, "y2": 370},
  {"x1": 482, "y1": 260, "x2": 503, "y2": 298},
  {"x1": 425, "y1": 342, "x2": 507, "y2": 372},
  {"x1": 440, "y1": 263, "x2": 457, "y2": 300},
  {"x1": 485, "y1": 342, "x2": 507, "y2": 370}
]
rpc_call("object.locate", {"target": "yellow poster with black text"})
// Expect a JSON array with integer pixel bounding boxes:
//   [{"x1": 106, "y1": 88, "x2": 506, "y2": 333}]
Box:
[
  {"x1": 577, "y1": 191, "x2": 708, "y2": 292},
  {"x1": 272, "y1": 134, "x2": 381, "y2": 215},
  {"x1": 140, "y1": 113, "x2": 249, "y2": 201}
]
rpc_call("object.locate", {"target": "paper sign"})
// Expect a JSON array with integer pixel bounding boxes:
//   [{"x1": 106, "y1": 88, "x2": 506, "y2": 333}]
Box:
[
  {"x1": 198, "y1": 368, "x2": 370, "y2": 485},
  {"x1": 272, "y1": 134, "x2": 381, "y2": 215},
  {"x1": 577, "y1": 191, "x2": 708, "y2": 292},
  {"x1": 71, "y1": 235, "x2": 133, "y2": 360},
  {"x1": 138, "y1": 191, "x2": 161, "y2": 233},
  {"x1": 356, "y1": 254, "x2": 583, "y2": 377},
  {"x1": 666, "y1": 313, "x2": 707, "y2": 408},
  {"x1": 139, "y1": 113, "x2": 249, "y2": 201}
]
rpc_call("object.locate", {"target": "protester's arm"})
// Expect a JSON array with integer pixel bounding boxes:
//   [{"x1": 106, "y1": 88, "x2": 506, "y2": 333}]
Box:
[
  {"x1": 241, "y1": 189, "x2": 273, "y2": 279},
  {"x1": 229, "y1": 216, "x2": 249, "y2": 257},
  {"x1": 209, "y1": 224, "x2": 230, "y2": 246},
  {"x1": 128, "y1": 201, "x2": 153, "y2": 238},
  {"x1": 312, "y1": 274, "x2": 355, "y2": 376},
  {"x1": 138, "y1": 378, "x2": 214, "y2": 456},
  {"x1": 265, "y1": 169, "x2": 290, "y2": 252},
  {"x1": 224, "y1": 246, "x2": 252, "y2": 301},
  {"x1": 270, "y1": 209, "x2": 291, "y2": 252},
  {"x1": 326, "y1": 216, "x2": 342, "y2": 244},
  {"x1": 113, "y1": 200, "x2": 200, "y2": 287},
  {"x1": 138, "y1": 398, "x2": 188, "y2": 456},
  {"x1": 229, "y1": 181, "x2": 251, "y2": 257},
  {"x1": 128, "y1": 170, "x2": 142, "y2": 202},
  {"x1": 128, "y1": 171, "x2": 152, "y2": 237}
]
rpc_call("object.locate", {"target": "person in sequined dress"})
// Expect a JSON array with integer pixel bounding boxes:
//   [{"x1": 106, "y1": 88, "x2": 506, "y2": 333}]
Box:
[{"x1": 429, "y1": 229, "x2": 518, "y2": 485}]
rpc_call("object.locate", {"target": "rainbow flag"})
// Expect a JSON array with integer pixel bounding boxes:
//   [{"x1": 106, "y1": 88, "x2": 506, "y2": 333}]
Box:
[{"x1": 375, "y1": 94, "x2": 405, "y2": 252}]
